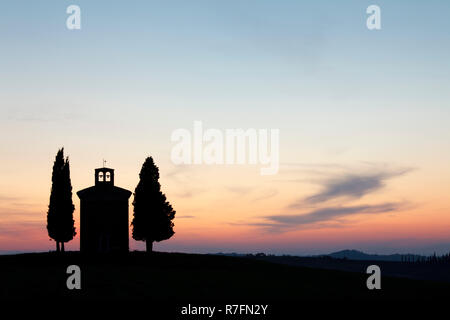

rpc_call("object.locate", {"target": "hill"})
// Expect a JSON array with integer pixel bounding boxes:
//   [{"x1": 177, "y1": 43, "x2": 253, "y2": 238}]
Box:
[{"x1": 0, "y1": 251, "x2": 448, "y2": 307}]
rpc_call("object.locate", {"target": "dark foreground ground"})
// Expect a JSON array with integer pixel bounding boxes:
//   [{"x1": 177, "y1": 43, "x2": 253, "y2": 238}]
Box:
[
  {"x1": 246, "y1": 255, "x2": 450, "y2": 283},
  {"x1": 0, "y1": 252, "x2": 448, "y2": 316}
]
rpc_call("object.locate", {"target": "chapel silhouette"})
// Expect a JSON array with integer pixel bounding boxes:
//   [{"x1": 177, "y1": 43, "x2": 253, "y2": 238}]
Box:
[{"x1": 77, "y1": 167, "x2": 132, "y2": 253}]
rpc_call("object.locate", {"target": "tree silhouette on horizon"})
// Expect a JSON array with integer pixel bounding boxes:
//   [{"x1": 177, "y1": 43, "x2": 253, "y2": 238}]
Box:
[
  {"x1": 131, "y1": 157, "x2": 175, "y2": 252},
  {"x1": 47, "y1": 148, "x2": 76, "y2": 252}
]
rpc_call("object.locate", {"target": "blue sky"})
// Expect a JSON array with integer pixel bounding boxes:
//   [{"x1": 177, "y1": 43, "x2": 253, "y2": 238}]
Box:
[{"x1": 1, "y1": 1, "x2": 450, "y2": 255}]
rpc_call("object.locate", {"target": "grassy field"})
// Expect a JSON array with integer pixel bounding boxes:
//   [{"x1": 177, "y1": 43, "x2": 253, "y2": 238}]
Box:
[{"x1": 0, "y1": 251, "x2": 448, "y2": 303}]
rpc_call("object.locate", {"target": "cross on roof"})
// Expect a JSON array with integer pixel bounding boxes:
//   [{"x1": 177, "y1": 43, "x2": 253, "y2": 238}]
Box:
[{"x1": 103, "y1": 159, "x2": 107, "y2": 168}]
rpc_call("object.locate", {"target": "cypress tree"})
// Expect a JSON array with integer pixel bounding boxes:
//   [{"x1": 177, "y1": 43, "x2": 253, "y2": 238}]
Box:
[
  {"x1": 131, "y1": 157, "x2": 175, "y2": 252},
  {"x1": 47, "y1": 148, "x2": 76, "y2": 252}
]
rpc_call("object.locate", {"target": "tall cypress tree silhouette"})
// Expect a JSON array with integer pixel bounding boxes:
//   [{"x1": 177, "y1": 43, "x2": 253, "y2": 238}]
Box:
[
  {"x1": 131, "y1": 157, "x2": 175, "y2": 252},
  {"x1": 47, "y1": 148, "x2": 76, "y2": 252}
]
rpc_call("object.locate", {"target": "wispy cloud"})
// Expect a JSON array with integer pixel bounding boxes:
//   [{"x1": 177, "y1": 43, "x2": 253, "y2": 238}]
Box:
[
  {"x1": 271, "y1": 203, "x2": 399, "y2": 225},
  {"x1": 165, "y1": 165, "x2": 207, "y2": 199},
  {"x1": 258, "y1": 202, "x2": 405, "y2": 232},
  {"x1": 0, "y1": 221, "x2": 44, "y2": 237},
  {"x1": 0, "y1": 195, "x2": 22, "y2": 202},
  {"x1": 226, "y1": 186, "x2": 254, "y2": 195},
  {"x1": 289, "y1": 167, "x2": 412, "y2": 208},
  {"x1": 252, "y1": 188, "x2": 278, "y2": 201},
  {"x1": 243, "y1": 163, "x2": 415, "y2": 233}
]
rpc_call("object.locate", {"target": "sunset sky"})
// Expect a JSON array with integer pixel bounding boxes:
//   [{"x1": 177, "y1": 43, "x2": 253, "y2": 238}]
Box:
[{"x1": 1, "y1": 0, "x2": 450, "y2": 255}]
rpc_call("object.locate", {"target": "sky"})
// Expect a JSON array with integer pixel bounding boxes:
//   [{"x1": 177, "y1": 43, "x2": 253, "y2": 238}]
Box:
[{"x1": 1, "y1": 0, "x2": 450, "y2": 255}]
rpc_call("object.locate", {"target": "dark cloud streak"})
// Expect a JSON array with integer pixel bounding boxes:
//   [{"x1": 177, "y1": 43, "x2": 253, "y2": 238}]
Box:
[
  {"x1": 259, "y1": 202, "x2": 405, "y2": 232},
  {"x1": 289, "y1": 168, "x2": 412, "y2": 208},
  {"x1": 270, "y1": 203, "x2": 399, "y2": 225}
]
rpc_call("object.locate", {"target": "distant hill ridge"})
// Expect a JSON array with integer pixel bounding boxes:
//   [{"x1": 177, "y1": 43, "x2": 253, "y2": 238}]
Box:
[
  {"x1": 214, "y1": 249, "x2": 426, "y2": 262},
  {"x1": 325, "y1": 249, "x2": 424, "y2": 262}
]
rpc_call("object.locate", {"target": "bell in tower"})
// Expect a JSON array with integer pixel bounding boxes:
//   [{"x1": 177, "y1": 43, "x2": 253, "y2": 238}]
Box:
[{"x1": 95, "y1": 167, "x2": 115, "y2": 186}]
